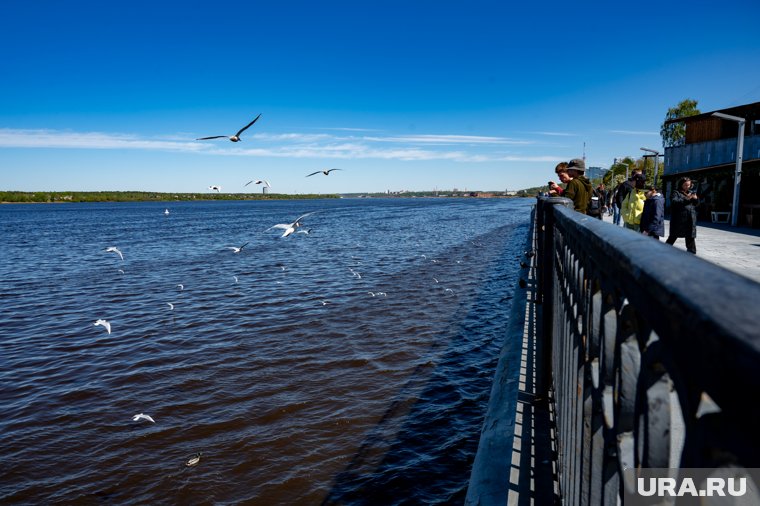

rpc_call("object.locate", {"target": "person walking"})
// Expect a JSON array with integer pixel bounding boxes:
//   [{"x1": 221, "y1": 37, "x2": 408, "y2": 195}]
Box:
[
  {"x1": 613, "y1": 170, "x2": 642, "y2": 226},
  {"x1": 666, "y1": 177, "x2": 699, "y2": 254},
  {"x1": 621, "y1": 173, "x2": 646, "y2": 232},
  {"x1": 640, "y1": 185, "x2": 665, "y2": 240}
]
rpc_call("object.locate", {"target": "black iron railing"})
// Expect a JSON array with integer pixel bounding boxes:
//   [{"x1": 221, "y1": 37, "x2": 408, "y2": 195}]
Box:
[{"x1": 536, "y1": 196, "x2": 760, "y2": 504}]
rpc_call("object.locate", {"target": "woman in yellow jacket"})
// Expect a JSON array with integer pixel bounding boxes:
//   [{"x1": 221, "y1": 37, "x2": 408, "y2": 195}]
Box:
[{"x1": 621, "y1": 173, "x2": 646, "y2": 231}]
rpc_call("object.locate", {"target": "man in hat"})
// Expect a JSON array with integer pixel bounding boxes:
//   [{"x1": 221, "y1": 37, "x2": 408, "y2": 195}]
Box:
[{"x1": 564, "y1": 158, "x2": 593, "y2": 214}]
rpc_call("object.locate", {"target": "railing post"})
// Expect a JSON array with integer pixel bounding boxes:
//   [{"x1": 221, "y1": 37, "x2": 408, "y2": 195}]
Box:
[{"x1": 536, "y1": 196, "x2": 573, "y2": 398}]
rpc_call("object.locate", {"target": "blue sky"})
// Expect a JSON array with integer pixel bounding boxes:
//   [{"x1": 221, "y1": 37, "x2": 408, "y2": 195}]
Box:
[{"x1": 2, "y1": 0, "x2": 759, "y2": 193}]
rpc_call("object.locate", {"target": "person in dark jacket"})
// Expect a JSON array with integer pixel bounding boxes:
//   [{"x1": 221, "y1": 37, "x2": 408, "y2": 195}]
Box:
[
  {"x1": 564, "y1": 158, "x2": 593, "y2": 214},
  {"x1": 666, "y1": 177, "x2": 699, "y2": 253},
  {"x1": 640, "y1": 186, "x2": 665, "y2": 239}
]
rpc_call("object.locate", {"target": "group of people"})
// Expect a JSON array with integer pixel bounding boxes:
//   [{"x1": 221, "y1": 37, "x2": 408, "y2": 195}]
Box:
[{"x1": 547, "y1": 159, "x2": 699, "y2": 254}]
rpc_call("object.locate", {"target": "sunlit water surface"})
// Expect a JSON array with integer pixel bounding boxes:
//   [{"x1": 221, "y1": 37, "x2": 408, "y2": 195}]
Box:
[{"x1": 0, "y1": 198, "x2": 532, "y2": 504}]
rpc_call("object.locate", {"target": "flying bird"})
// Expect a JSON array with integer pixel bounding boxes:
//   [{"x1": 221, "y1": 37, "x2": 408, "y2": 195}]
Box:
[
  {"x1": 209, "y1": 185, "x2": 222, "y2": 192},
  {"x1": 94, "y1": 319, "x2": 111, "y2": 334},
  {"x1": 167, "y1": 303, "x2": 174, "y2": 310},
  {"x1": 196, "y1": 113, "x2": 262, "y2": 142},
  {"x1": 225, "y1": 242, "x2": 249, "y2": 254},
  {"x1": 245, "y1": 179, "x2": 271, "y2": 188},
  {"x1": 132, "y1": 413, "x2": 155, "y2": 423},
  {"x1": 105, "y1": 247, "x2": 124, "y2": 261},
  {"x1": 306, "y1": 169, "x2": 342, "y2": 177},
  {"x1": 186, "y1": 452, "x2": 202, "y2": 467},
  {"x1": 267, "y1": 212, "x2": 316, "y2": 238},
  {"x1": 164, "y1": 209, "x2": 170, "y2": 215}
]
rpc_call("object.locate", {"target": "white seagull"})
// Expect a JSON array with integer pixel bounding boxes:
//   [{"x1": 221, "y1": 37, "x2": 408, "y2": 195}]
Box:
[
  {"x1": 196, "y1": 113, "x2": 262, "y2": 142},
  {"x1": 306, "y1": 168, "x2": 342, "y2": 177},
  {"x1": 186, "y1": 452, "x2": 202, "y2": 467},
  {"x1": 208, "y1": 185, "x2": 222, "y2": 193},
  {"x1": 177, "y1": 284, "x2": 184, "y2": 291},
  {"x1": 105, "y1": 247, "x2": 124, "y2": 261},
  {"x1": 245, "y1": 179, "x2": 271, "y2": 188},
  {"x1": 167, "y1": 303, "x2": 174, "y2": 310},
  {"x1": 94, "y1": 319, "x2": 111, "y2": 334},
  {"x1": 132, "y1": 413, "x2": 155, "y2": 423},
  {"x1": 267, "y1": 212, "x2": 316, "y2": 238},
  {"x1": 225, "y1": 242, "x2": 249, "y2": 254},
  {"x1": 164, "y1": 209, "x2": 170, "y2": 215}
]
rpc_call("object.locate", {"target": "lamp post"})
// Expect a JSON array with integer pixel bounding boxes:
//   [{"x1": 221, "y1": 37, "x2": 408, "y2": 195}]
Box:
[
  {"x1": 712, "y1": 112, "x2": 746, "y2": 227},
  {"x1": 640, "y1": 147, "x2": 660, "y2": 187}
]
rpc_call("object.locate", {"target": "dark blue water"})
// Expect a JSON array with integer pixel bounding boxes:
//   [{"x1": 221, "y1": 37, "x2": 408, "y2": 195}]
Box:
[{"x1": 0, "y1": 198, "x2": 532, "y2": 504}]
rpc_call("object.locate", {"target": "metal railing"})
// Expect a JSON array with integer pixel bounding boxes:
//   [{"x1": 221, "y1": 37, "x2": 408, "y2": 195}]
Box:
[{"x1": 536, "y1": 197, "x2": 760, "y2": 504}]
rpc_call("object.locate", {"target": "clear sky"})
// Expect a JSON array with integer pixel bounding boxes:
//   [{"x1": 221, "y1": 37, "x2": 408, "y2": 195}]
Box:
[{"x1": 2, "y1": 0, "x2": 759, "y2": 194}]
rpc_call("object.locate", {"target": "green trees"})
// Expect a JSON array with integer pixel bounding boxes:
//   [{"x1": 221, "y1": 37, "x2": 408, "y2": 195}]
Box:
[{"x1": 660, "y1": 99, "x2": 700, "y2": 147}]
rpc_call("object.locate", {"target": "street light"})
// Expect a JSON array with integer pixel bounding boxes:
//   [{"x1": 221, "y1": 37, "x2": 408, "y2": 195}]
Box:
[
  {"x1": 712, "y1": 112, "x2": 746, "y2": 227},
  {"x1": 640, "y1": 147, "x2": 661, "y2": 186}
]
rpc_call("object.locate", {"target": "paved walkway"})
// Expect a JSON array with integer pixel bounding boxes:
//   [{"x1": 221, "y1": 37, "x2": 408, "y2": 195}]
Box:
[{"x1": 601, "y1": 213, "x2": 760, "y2": 284}]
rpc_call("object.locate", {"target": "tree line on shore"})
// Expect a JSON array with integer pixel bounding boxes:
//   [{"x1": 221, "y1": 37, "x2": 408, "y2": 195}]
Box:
[{"x1": 0, "y1": 191, "x2": 340, "y2": 203}]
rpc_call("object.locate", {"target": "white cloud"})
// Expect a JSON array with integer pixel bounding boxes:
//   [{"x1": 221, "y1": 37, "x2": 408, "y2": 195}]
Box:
[
  {"x1": 524, "y1": 131, "x2": 579, "y2": 137},
  {"x1": 0, "y1": 129, "x2": 205, "y2": 152},
  {"x1": 610, "y1": 130, "x2": 659, "y2": 136},
  {"x1": 0, "y1": 127, "x2": 554, "y2": 163}
]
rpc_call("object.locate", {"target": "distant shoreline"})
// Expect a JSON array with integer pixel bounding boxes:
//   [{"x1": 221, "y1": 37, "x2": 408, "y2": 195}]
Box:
[
  {"x1": 1, "y1": 191, "x2": 530, "y2": 203},
  {"x1": 0, "y1": 191, "x2": 341, "y2": 204}
]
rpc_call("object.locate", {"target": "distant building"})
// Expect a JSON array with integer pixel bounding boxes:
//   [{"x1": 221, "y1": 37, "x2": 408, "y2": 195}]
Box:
[
  {"x1": 664, "y1": 101, "x2": 760, "y2": 226},
  {"x1": 586, "y1": 166, "x2": 608, "y2": 180}
]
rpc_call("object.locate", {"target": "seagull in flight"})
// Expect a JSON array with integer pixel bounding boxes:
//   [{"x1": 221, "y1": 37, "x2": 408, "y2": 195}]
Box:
[
  {"x1": 132, "y1": 413, "x2": 155, "y2": 423},
  {"x1": 167, "y1": 303, "x2": 174, "y2": 310},
  {"x1": 225, "y1": 242, "x2": 249, "y2": 254},
  {"x1": 245, "y1": 179, "x2": 271, "y2": 188},
  {"x1": 209, "y1": 185, "x2": 222, "y2": 192},
  {"x1": 177, "y1": 284, "x2": 184, "y2": 291},
  {"x1": 105, "y1": 247, "x2": 124, "y2": 261},
  {"x1": 306, "y1": 168, "x2": 342, "y2": 177},
  {"x1": 267, "y1": 212, "x2": 316, "y2": 238},
  {"x1": 94, "y1": 319, "x2": 111, "y2": 334},
  {"x1": 196, "y1": 113, "x2": 262, "y2": 142}
]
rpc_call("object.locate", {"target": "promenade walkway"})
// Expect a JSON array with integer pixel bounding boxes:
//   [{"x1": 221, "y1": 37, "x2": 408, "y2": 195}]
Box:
[{"x1": 601, "y1": 213, "x2": 760, "y2": 283}]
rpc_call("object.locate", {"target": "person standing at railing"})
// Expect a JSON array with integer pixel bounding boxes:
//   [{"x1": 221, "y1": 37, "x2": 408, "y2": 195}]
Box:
[
  {"x1": 564, "y1": 158, "x2": 592, "y2": 214},
  {"x1": 666, "y1": 177, "x2": 699, "y2": 254},
  {"x1": 640, "y1": 185, "x2": 665, "y2": 240},
  {"x1": 621, "y1": 173, "x2": 646, "y2": 231}
]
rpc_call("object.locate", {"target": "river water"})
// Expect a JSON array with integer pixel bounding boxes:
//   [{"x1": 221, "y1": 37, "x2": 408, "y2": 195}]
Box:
[{"x1": 0, "y1": 197, "x2": 532, "y2": 504}]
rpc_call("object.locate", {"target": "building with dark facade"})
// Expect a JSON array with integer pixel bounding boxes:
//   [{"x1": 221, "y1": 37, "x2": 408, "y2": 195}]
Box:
[{"x1": 663, "y1": 101, "x2": 760, "y2": 227}]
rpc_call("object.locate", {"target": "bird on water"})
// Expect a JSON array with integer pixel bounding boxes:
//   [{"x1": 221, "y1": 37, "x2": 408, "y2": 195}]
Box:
[
  {"x1": 186, "y1": 452, "x2": 202, "y2": 467},
  {"x1": 196, "y1": 113, "x2": 262, "y2": 142}
]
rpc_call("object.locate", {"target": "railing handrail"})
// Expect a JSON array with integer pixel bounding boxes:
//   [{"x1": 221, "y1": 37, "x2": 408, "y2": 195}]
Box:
[{"x1": 539, "y1": 197, "x2": 760, "y2": 503}]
